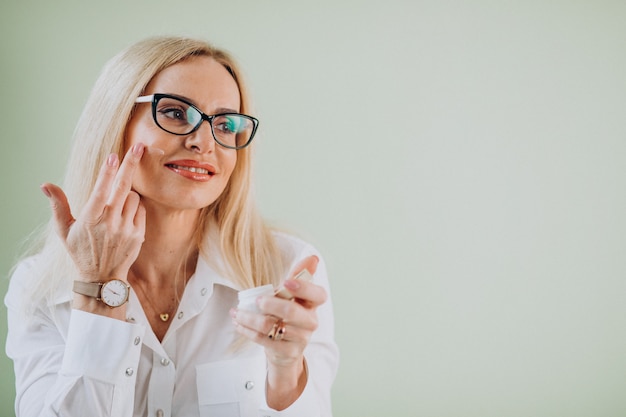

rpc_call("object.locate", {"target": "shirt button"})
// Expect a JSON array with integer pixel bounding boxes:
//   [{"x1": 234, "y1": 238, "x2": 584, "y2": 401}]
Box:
[
  {"x1": 201, "y1": 287, "x2": 208, "y2": 296},
  {"x1": 156, "y1": 409, "x2": 164, "y2": 417},
  {"x1": 125, "y1": 368, "x2": 134, "y2": 376},
  {"x1": 244, "y1": 380, "x2": 255, "y2": 390},
  {"x1": 177, "y1": 311, "x2": 184, "y2": 319},
  {"x1": 134, "y1": 336, "x2": 141, "y2": 345},
  {"x1": 160, "y1": 358, "x2": 170, "y2": 366}
]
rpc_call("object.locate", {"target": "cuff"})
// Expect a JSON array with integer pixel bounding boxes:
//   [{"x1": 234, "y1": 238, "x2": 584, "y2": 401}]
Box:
[{"x1": 61, "y1": 309, "x2": 146, "y2": 384}]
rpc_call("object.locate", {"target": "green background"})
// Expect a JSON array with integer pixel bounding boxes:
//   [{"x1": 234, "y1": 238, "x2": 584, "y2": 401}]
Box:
[{"x1": 1, "y1": 1, "x2": 625, "y2": 416}]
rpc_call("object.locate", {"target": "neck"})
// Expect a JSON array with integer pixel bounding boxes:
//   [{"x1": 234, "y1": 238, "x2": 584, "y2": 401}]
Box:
[{"x1": 131, "y1": 204, "x2": 202, "y2": 288}]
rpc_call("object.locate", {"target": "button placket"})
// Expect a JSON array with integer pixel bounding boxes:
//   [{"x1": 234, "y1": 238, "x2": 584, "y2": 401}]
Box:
[{"x1": 149, "y1": 354, "x2": 175, "y2": 417}]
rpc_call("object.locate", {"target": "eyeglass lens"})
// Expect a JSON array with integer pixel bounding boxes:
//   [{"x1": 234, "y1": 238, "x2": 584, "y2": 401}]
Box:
[{"x1": 154, "y1": 96, "x2": 255, "y2": 148}]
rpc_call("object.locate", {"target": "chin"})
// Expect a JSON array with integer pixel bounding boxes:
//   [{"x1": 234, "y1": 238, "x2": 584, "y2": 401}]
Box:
[{"x1": 141, "y1": 193, "x2": 221, "y2": 212}]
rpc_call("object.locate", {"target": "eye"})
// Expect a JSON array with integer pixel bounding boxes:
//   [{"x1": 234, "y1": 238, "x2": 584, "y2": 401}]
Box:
[
  {"x1": 213, "y1": 115, "x2": 241, "y2": 135},
  {"x1": 159, "y1": 107, "x2": 188, "y2": 122},
  {"x1": 155, "y1": 97, "x2": 202, "y2": 127}
]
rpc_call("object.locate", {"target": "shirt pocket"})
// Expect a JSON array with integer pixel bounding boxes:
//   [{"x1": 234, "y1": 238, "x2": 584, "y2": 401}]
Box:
[{"x1": 196, "y1": 357, "x2": 266, "y2": 417}]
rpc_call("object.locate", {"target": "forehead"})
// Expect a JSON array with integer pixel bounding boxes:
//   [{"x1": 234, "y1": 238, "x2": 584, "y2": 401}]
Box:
[{"x1": 146, "y1": 56, "x2": 241, "y2": 111}]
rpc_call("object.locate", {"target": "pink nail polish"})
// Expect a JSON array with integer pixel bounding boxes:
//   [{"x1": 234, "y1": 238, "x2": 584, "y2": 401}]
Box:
[
  {"x1": 132, "y1": 143, "x2": 144, "y2": 156},
  {"x1": 40, "y1": 184, "x2": 51, "y2": 198},
  {"x1": 284, "y1": 279, "x2": 300, "y2": 290},
  {"x1": 107, "y1": 154, "x2": 118, "y2": 167}
]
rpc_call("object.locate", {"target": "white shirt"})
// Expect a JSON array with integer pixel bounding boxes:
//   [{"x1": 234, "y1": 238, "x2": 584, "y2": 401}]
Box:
[{"x1": 5, "y1": 233, "x2": 339, "y2": 417}]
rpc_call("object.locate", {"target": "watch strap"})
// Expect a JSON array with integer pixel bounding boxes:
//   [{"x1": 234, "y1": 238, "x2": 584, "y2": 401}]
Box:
[{"x1": 73, "y1": 281, "x2": 102, "y2": 298}]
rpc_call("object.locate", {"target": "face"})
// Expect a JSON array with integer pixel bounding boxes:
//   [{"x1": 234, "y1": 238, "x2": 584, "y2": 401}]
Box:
[{"x1": 125, "y1": 56, "x2": 241, "y2": 213}]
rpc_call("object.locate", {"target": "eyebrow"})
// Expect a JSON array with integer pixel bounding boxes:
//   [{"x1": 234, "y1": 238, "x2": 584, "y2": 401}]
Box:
[{"x1": 166, "y1": 92, "x2": 240, "y2": 114}]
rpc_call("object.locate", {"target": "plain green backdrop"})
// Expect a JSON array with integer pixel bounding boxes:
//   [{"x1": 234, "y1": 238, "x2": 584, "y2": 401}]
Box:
[{"x1": 2, "y1": 1, "x2": 626, "y2": 416}]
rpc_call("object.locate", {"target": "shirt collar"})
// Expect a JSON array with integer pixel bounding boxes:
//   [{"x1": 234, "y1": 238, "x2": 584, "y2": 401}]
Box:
[{"x1": 185, "y1": 253, "x2": 241, "y2": 312}]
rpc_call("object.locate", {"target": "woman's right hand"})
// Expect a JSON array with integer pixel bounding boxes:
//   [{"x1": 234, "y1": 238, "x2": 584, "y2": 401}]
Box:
[{"x1": 41, "y1": 143, "x2": 147, "y2": 305}]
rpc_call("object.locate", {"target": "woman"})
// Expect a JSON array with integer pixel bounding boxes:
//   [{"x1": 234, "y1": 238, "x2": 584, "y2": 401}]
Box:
[{"x1": 5, "y1": 36, "x2": 338, "y2": 417}]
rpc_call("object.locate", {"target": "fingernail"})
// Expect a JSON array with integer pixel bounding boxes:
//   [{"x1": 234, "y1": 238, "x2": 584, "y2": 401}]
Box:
[
  {"x1": 256, "y1": 296, "x2": 268, "y2": 307},
  {"x1": 132, "y1": 143, "x2": 144, "y2": 156},
  {"x1": 284, "y1": 279, "x2": 300, "y2": 290},
  {"x1": 40, "y1": 184, "x2": 51, "y2": 198},
  {"x1": 229, "y1": 308, "x2": 237, "y2": 318},
  {"x1": 107, "y1": 154, "x2": 118, "y2": 167}
]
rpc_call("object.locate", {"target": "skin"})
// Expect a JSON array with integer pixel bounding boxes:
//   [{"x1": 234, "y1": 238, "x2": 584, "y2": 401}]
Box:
[{"x1": 40, "y1": 56, "x2": 327, "y2": 410}]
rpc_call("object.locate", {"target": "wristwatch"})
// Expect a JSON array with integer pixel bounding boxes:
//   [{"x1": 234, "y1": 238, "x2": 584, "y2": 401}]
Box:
[{"x1": 72, "y1": 279, "x2": 130, "y2": 308}]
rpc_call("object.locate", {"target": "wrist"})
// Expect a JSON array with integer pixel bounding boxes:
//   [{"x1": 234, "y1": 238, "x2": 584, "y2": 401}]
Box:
[
  {"x1": 72, "y1": 279, "x2": 130, "y2": 319},
  {"x1": 72, "y1": 293, "x2": 128, "y2": 320},
  {"x1": 266, "y1": 357, "x2": 307, "y2": 410}
]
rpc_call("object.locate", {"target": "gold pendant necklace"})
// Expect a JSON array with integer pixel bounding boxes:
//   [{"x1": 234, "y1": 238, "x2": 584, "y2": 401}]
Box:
[{"x1": 132, "y1": 282, "x2": 173, "y2": 322}]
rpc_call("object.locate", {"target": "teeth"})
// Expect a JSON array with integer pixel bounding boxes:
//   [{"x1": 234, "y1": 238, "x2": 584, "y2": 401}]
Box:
[{"x1": 170, "y1": 164, "x2": 211, "y2": 175}]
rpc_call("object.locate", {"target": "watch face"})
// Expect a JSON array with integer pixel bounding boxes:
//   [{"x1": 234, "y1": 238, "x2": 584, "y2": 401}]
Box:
[{"x1": 101, "y1": 280, "x2": 129, "y2": 307}]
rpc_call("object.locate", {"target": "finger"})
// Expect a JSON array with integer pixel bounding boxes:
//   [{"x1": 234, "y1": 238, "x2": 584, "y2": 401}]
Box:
[
  {"x1": 121, "y1": 191, "x2": 141, "y2": 227},
  {"x1": 235, "y1": 320, "x2": 307, "y2": 346},
  {"x1": 134, "y1": 198, "x2": 146, "y2": 231},
  {"x1": 232, "y1": 308, "x2": 277, "y2": 334},
  {"x1": 106, "y1": 143, "x2": 145, "y2": 209},
  {"x1": 125, "y1": 192, "x2": 146, "y2": 243},
  {"x1": 283, "y1": 277, "x2": 328, "y2": 308},
  {"x1": 231, "y1": 309, "x2": 307, "y2": 345},
  {"x1": 274, "y1": 255, "x2": 320, "y2": 300},
  {"x1": 231, "y1": 308, "x2": 276, "y2": 345},
  {"x1": 233, "y1": 319, "x2": 282, "y2": 346},
  {"x1": 258, "y1": 294, "x2": 321, "y2": 331},
  {"x1": 41, "y1": 183, "x2": 75, "y2": 241},
  {"x1": 81, "y1": 153, "x2": 120, "y2": 223}
]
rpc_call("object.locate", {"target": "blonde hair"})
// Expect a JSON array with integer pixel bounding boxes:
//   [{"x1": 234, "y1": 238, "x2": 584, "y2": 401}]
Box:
[{"x1": 24, "y1": 36, "x2": 284, "y2": 310}]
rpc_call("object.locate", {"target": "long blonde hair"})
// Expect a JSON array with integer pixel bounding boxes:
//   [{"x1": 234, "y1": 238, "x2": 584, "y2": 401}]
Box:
[{"x1": 23, "y1": 36, "x2": 284, "y2": 310}]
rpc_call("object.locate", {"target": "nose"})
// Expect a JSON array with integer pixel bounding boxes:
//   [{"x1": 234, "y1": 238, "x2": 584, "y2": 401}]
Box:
[{"x1": 183, "y1": 121, "x2": 215, "y2": 153}]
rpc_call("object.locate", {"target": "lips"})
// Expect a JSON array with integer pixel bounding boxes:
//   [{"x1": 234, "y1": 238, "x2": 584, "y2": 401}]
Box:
[
  {"x1": 165, "y1": 159, "x2": 216, "y2": 181},
  {"x1": 168, "y1": 164, "x2": 211, "y2": 175}
]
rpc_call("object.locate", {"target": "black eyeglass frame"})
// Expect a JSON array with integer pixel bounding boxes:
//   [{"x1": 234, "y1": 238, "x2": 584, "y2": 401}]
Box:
[{"x1": 135, "y1": 93, "x2": 259, "y2": 150}]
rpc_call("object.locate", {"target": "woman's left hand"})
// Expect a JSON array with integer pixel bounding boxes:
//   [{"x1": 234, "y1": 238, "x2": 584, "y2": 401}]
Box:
[{"x1": 230, "y1": 255, "x2": 326, "y2": 409}]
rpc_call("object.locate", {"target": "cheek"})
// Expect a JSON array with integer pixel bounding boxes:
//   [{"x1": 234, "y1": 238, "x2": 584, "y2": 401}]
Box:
[
  {"x1": 131, "y1": 158, "x2": 157, "y2": 194},
  {"x1": 221, "y1": 151, "x2": 238, "y2": 181},
  {"x1": 125, "y1": 111, "x2": 146, "y2": 148},
  {"x1": 125, "y1": 111, "x2": 164, "y2": 151}
]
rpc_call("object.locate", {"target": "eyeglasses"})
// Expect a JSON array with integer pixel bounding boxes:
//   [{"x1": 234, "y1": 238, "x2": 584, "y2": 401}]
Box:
[{"x1": 135, "y1": 93, "x2": 259, "y2": 150}]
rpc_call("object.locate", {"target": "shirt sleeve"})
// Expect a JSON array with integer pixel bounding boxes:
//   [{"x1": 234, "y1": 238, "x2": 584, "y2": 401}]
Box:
[
  {"x1": 5, "y1": 259, "x2": 146, "y2": 417},
  {"x1": 259, "y1": 241, "x2": 340, "y2": 417}
]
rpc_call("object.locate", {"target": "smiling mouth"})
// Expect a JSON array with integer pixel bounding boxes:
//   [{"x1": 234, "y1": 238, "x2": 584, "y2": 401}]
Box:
[{"x1": 166, "y1": 164, "x2": 213, "y2": 175}]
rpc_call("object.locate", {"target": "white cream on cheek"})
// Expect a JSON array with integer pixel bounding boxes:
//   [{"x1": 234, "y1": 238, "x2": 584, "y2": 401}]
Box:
[{"x1": 145, "y1": 146, "x2": 165, "y2": 156}]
